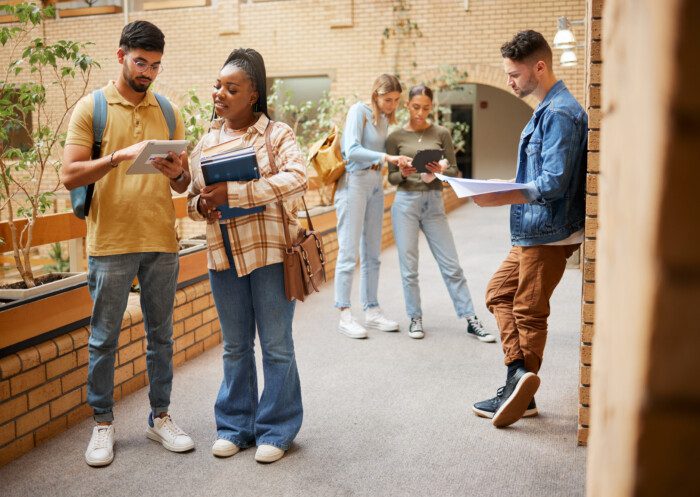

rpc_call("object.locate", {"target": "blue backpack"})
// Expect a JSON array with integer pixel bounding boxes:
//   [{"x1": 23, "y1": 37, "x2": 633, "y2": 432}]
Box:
[{"x1": 69, "y1": 89, "x2": 177, "y2": 219}]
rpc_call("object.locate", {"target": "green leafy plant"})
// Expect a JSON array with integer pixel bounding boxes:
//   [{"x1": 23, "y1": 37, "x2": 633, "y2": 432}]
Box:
[
  {"x1": 180, "y1": 88, "x2": 214, "y2": 152},
  {"x1": 267, "y1": 80, "x2": 349, "y2": 157},
  {"x1": 43, "y1": 242, "x2": 69, "y2": 273},
  {"x1": 0, "y1": 2, "x2": 99, "y2": 288}
]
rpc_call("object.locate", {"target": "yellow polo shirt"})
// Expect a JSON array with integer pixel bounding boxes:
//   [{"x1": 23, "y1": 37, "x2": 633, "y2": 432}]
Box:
[{"x1": 65, "y1": 81, "x2": 185, "y2": 256}]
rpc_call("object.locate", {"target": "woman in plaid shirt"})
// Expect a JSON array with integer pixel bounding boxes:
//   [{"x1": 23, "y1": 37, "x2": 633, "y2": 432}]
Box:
[{"x1": 187, "y1": 48, "x2": 306, "y2": 464}]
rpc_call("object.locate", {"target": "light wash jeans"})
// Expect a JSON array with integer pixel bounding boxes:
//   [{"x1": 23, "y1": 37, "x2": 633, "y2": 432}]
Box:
[
  {"x1": 208, "y1": 226, "x2": 302, "y2": 450},
  {"x1": 391, "y1": 190, "x2": 476, "y2": 319},
  {"x1": 87, "y1": 252, "x2": 178, "y2": 423},
  {"x1": 333, "y1": 169, "x2": 384, "y2": 310}
]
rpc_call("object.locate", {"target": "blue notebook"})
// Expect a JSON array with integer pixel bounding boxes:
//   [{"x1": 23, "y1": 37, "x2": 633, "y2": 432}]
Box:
[{"x1": 200, "y1": 146, "x2": 265, "y2": 219}]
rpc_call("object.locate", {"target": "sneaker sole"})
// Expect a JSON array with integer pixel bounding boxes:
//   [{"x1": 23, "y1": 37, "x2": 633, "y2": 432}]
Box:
[
  {"x1": 212, "y1": 444, "x2": 240, "y2": 458},
  {"x1": 365, "y1": 322, "x2": 399, "y2": 332},
  {"x1": 408, "y1": 331, "x2": 424, "y2": 339},
  {"x1": 492, "y1": 373, "x2": 540, "y2": 428},
  {"x1": 467, "y1": 333, "x2": 497, "y2": 343},
  {"x1": 472, "y1": 406, "x2": 538, "y2": 419},
  {"x1": 255, "y1": 450, "x2": 285, "y2": 463},
  {"x1": 85, "y1": 452, "x2": 114, "y2": 467},
  {"x1": 337, "y1": 326, "x2": 368, "y2": 339},
  {"x1": 146, "y1": 427, "x2": 195, "y2": 452}
]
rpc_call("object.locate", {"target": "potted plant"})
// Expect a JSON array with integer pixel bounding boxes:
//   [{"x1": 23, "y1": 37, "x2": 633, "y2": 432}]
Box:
[{"x1": 0, "y1": 2, "x2": 99, "y2": 300}]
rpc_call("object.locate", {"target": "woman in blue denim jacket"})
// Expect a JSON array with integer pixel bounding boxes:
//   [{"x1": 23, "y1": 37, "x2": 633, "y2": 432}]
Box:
[{"x1": 334, "y1": 74, "x2": 411, "y2": 339}]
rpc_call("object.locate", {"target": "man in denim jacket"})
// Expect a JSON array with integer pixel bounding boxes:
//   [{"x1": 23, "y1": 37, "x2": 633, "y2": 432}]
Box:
[{"x1": 471, "y1": 30, "x2": 587, "y2": 428}]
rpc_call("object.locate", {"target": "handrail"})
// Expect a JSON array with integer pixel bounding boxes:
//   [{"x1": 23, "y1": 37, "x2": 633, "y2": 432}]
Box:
[{"x1": 0, "y1": 196, "x2": 189, "y2": 253}]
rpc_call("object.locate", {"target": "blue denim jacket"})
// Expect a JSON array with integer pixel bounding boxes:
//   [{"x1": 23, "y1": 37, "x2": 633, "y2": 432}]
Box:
[{"x1": 511, "y1": 80, "x2": 588, "y2": 245}]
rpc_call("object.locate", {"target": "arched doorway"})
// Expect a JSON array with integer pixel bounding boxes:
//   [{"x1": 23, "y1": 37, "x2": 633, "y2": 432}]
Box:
[{"x1": 439, "y1": 83, "x2": 534, "y2": 180}]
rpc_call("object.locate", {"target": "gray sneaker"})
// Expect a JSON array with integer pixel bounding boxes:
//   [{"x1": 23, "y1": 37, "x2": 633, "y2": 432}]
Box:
[
  {"x1": 466, "y1": 315, "x2": 496, "y2": 343},
  {"x1": 408, "y1": 318, "x2": 424, "y2": 339}
]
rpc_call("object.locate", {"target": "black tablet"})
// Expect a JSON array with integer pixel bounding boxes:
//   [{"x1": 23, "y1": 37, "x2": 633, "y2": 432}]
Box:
[{"x1": 412, "y1": 149, "x2": 444, "y2": 173}]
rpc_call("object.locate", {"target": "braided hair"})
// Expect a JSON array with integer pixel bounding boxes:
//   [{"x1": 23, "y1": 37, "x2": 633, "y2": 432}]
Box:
[{"x1": 221, "y1": 48, "x2": 269, "y2": 117}]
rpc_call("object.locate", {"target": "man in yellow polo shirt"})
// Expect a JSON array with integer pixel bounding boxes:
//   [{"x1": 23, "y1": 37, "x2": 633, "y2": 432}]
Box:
[{"x1": 61, "y1": 21, "x2": 194, "y2": 467}]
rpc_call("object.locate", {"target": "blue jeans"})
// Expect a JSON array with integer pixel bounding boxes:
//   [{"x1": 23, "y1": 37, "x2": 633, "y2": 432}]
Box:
[
  {"x1": 333, "y1": 169, "x2": 384, "y2": 310},
  {"x1": 209, "y1": 226, "x2": 302, "y2": 450},
  {"x1": 87, "y1": 252, "x2": 178, "y2": 423},
  {"x1": 391, "y1": 190, "x2": 476, "y2": 319}
]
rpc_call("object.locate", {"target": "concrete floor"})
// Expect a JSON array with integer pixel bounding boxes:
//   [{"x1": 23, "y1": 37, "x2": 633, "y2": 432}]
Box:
[{"x1": 0, "y1": 202, "x2": 586, "y2": 497}]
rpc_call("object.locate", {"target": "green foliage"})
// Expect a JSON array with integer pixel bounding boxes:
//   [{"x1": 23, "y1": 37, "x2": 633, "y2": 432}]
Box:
[
  {"x1": 267, "y1": 80, "x2": 349, "y2": 157},
  {"x1": 180, "y1": 88, "x2": 214, "y2": 152},
  {"x1": 43, "y1": 242, "x2": 70, "y2": 273},
  {"x1": 0, "y1": 2, "x2": 99, "y2": 287}
]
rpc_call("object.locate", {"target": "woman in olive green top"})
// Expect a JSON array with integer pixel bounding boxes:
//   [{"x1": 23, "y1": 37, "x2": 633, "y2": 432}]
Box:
[{"x1": 387, "y1": 84, "x2": 494, "y2": 342}]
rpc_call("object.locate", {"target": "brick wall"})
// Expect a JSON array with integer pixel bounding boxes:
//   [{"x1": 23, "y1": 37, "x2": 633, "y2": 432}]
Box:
[
  {"x1": 577, "y1": 0, "x2": 602, "y2": 447},
  {"x1": 0, "y1": 0, "x2": 587, "y2": 210},
  {"x1": 0, "y1": 278, "x2": 221, "y2": 467},
  {"x1": 0, "y1": 187, "x2": 465, "y2": 467}
]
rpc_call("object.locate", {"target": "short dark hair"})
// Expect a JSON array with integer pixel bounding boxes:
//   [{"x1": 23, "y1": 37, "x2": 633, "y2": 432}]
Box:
[
  {"x1": 222, "y1": 48, "x2": 269, "y2": 117},
  {"x1": 119, "y1": 21, "x2": 165, "y2": 53},
  {"x1": 501, "y1": 30, "x2": 552, "y2": 66},
  {"x1": 408, "y1": 84, "x2": 433, "y2": 101}
]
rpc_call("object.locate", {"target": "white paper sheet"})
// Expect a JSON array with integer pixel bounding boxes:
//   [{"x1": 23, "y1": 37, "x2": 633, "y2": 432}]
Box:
[{"x1": 434, "y1": 173, "x2": 530, "y2": 198}]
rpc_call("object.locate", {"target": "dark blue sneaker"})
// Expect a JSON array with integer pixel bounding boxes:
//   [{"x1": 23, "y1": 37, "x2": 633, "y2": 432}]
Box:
[
  {"x1": 472, "y1": 367, "x2": 540, "y2": 427},
  {"x1": 466, "y1": 315, "x2": 496, "y2": 343}
]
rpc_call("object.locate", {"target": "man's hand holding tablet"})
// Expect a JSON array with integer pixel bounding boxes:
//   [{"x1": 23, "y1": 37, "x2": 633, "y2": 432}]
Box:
[{"x1": 126, "y1": 140, "x2": 189, "y2": 175}]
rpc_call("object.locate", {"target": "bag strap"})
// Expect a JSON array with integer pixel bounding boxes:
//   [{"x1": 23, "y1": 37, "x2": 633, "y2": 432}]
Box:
[
  {"x1": 263, "y1": 121, "x2": 315, "y2": 248},
  {"x1": 91, "y1": 89, "x2": 107, "y2": 160},
  {"x1": 154, "y1": 93, "x2": 176, "y2": 140}
]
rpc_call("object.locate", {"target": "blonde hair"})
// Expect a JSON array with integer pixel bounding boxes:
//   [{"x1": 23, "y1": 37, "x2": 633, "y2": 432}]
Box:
[{"x1": 370, "y1": 74, "x2": 402, "y2": 125}]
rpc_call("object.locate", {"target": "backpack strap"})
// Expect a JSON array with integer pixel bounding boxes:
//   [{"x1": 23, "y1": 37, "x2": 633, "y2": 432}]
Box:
[
  {"x1": 91, "y1": 89, "x2": 107, "y2": 160},
  {"x1": 154, "y1": 93, "x2": 176, "y2": 140}
]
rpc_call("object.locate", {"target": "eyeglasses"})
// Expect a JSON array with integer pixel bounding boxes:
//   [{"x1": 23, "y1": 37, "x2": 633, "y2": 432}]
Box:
[{"x1": 127, "y1": 55, "x2": 164, "y2": 75}]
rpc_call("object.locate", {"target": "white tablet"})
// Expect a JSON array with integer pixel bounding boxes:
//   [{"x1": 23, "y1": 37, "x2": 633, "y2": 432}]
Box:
[{"x1": 126, "y1": 140, "x2": 189, "y2": 175}]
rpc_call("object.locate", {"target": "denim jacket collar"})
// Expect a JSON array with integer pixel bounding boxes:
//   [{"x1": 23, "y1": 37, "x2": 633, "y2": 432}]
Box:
[{"x1": 534, "y1": 80, "x2": 566, "y2": 118}]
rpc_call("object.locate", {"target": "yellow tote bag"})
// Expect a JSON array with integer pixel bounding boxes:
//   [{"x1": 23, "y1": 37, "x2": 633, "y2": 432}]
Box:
[{"x1": 308, "y1": 125, "x2": 346, "y2": 185}]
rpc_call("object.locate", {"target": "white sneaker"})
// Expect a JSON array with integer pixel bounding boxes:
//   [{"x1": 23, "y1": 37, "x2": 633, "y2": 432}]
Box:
[
  {"x1": 338, "y1": 309, "x2": 368, "y2": 339},
  {"x1": 255, "y1": 444, "x2": 285, "y2": 463},
  {"x1": 212, "y1": 439, "x2": 240, "y2": 458},
  {"x1": 408, "y1": 318, "x2": 424, "y2": 339},
  {"x1": 365, "y1": 307, "x2": 399, "y2": 332},
  {"x1": 85, "y1": 424, "x2": 114, "y2": 467},
  {"x1": 146, "y1": 414, "x2": 195, "y2": 453}
]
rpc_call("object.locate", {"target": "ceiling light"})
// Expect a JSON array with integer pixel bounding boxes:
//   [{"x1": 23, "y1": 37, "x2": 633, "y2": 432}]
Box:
[{"x1": 554, "y1": 17, "x2": 576, "y2": 49}]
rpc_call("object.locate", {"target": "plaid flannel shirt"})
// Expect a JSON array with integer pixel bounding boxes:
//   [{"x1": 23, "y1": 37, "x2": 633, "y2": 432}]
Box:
[{"x1": 187, "y1": 114, "x2": 308, "y2": 276}]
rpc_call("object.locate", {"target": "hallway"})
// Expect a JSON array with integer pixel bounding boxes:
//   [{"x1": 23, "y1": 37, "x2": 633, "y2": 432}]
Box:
[{"x1": 0, "y1": 203, "x2": 586, "y2": 497}]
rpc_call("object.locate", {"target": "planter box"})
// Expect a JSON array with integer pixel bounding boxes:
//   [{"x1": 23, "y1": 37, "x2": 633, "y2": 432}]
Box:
[
  {"x1": 0, "y1": 272, "x2": 87, "y2": 300},
  {"x1": 0, "y1": 279, "x2": 91, "y2": 353}
]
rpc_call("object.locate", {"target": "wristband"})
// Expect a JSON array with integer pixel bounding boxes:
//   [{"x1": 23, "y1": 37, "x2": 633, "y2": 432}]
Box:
[
  {"x1": 109, "y1": 151, "x2": 117, "y2": 168},
  {"x1": 173, "y1": 170, "x2": 185, "y2": 182}
]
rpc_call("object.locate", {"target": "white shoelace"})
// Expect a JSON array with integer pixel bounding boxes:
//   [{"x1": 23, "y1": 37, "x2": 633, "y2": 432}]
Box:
[
  {"x1": 159, "y1": 416, "x2": 186, "y2": 437},
  {"x1": 92, "y1": 427, "x2": 112, "y2": 449}
]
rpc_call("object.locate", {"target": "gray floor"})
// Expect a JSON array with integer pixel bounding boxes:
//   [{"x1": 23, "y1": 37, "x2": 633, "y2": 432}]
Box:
[{"x1": 1, "y1": 203, "x2": 586, "y2": 497}]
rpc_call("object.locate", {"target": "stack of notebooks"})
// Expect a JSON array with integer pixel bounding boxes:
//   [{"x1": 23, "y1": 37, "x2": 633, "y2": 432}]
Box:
[{"x1": 200, "y1": 145, "x2": 265, "y2": 219}]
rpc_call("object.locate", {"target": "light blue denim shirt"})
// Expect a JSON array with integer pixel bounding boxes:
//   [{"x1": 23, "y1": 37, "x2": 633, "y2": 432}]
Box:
[
  {"x1": 341, "y1": 102, "x2": 388, "y2": 172},
  {"x1": 511, "y1": 80, "x2": 588, "y2": 245}
]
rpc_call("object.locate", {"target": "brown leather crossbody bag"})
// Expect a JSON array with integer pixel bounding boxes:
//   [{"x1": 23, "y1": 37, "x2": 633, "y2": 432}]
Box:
[{"x1": 264, "y1": 123, "x2": 326, "y2": 302}]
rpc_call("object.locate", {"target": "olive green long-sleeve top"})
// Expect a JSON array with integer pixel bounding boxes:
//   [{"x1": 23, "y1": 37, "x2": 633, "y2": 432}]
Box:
[{"x1": 386, "y1": 124, "x2": 459, "y2": 191}]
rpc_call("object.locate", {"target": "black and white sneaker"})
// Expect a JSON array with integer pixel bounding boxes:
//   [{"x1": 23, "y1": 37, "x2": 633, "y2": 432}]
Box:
[
  {"x1": 408, "y1": 318, "x2": 424, "y2": 339},
  {"x1": 472, "y1": 367, "x2": 540, "y2": 428},
  {"x1": 466, "y1": 315, "x2": 496, "y2": 343},
  {"x1": 472, "y1": 391, "x2": 538, "y2": 419}
]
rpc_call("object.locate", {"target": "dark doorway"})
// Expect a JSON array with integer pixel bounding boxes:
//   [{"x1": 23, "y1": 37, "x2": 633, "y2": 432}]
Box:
[{"x1": 450, "y1": 104, "x2": 473, "y2": 178}]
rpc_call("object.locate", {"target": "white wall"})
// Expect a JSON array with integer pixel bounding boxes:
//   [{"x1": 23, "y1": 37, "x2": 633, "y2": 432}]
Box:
[{"x1": 472, "y1": 85, "x2": 533, "y2": 180}]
